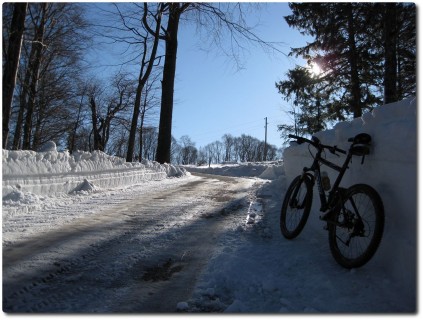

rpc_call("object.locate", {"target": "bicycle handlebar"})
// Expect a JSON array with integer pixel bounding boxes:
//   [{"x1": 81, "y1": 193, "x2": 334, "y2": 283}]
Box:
[
  {"x1": 288, "y1": 134, "x2": 347, "y2": 155},
  {"x1": 288, "y1": 134, "x2": 312, "y2": 145}
]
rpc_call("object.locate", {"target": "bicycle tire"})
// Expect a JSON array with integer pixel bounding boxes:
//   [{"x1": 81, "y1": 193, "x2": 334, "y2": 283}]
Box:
[
  {"x1": 280, "y1": 175, "x2": 313, "y2": 239},
  {"x1": 328, "y1": 184, "x2": 384, "y2": 268}
]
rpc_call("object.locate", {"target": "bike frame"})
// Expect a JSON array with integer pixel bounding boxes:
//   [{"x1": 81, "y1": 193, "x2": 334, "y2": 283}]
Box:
[
  {"x1": 302, "y1": 146, "x2": 354, "y2": 213},
  {"x1": 283, "y1": 134, "x2": 383, "y2": 269}
]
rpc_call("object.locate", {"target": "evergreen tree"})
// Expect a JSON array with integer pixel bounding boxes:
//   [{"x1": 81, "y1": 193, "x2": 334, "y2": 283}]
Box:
[
  {"x1": 277, "y1": 3, "x2": 416, "y2": 136},
  {"x1": 276, "y1": 66, "x2": 328, "y2": 135},
  {"x1": 284, "y1": 3, "x2": 380, "y2": 117},
  {"x1": 395, "y1": 3, "x2": 416, "y2": 99}
]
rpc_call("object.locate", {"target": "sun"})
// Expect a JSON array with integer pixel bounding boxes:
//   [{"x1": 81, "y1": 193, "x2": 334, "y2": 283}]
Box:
[{"x1": 310, "y1": 62, "x2": 322, "y2": 76}]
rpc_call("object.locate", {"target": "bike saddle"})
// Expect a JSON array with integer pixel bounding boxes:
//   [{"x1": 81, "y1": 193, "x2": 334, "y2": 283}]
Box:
[
  {"x1": 349, "y1": 133, "x2": 371, "y2": 157},
  {"x1": 349, "y1": 133, "x2": 371, "y2": 144}
]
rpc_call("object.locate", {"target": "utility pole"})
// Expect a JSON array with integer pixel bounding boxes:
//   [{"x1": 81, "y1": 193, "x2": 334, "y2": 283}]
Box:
[{"x1": 264, "y1": 117, "x2": 268, "y2": 161}]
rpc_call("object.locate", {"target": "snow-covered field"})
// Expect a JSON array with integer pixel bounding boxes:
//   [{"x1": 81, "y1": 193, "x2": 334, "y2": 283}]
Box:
[{"x1": 2, "y1": 98, "x2": 417, "y2": 313}]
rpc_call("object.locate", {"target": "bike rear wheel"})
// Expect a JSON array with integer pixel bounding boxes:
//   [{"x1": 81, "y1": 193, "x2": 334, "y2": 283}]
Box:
[
  {"x1": 328, "y1": 184, "x2": 384, "y2": 268},
  {"x1": 280, "y1": 175, "x2": 313, "y2": 239}
]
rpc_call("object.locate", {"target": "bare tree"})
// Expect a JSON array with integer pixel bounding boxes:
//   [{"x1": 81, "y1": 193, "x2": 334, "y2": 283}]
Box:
[
  {"x1": 87, "y1": 73, "x2": 133, "y2": 152},
  {"x1": 154, "y1": 3, "x2": 190, "y2": 164},
  {"x1": 222, "y1": 134, "x2": 235, "y2": 162},
  {"x1": 2, "y1": 2, "x2": 27, "y2": 148},
  {"x1": 119, "y1": 3, "x2": 164, "y2": 162},
  {"x1": 11, "y1": 3, "x2": 89, "y2": 150},
  {"x1": 68, "y1": 83, "x2": 88, "y2": 153},
  {"x1": 149, "y1": 3, "x2": 281, "y2": 164},
  {"x1": 179, "y1": 135, "x2": 197, "y2": 165},
  {"x1": 22, "y1": 3, "x2": 48, "y2": 150},
  {"x1": 170, "y1": 136, "x2": 182, "y2": 164},
  {"x1": 141, "y1": 126, "x2": 158, "y2": 160},
  {"x1": 197, "y1": 147, "x2": 208, "y2": 166},
  {"x1": 138, "y1": 73, "x2": 161, "y2": 160},
  {"x1": 87, "y1": 83, "x2": 104, "y2": 151},
  {"x1": 211, "y1": 141, "x2": 224, "y2": 163},
  {"x1": 106, "y1": 125, "x2": 128, "y2": 158}
]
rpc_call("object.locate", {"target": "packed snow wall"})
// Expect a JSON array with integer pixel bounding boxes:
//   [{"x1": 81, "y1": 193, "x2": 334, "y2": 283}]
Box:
[
  {"x1": 2, "y1": 148, "x2": 186, "y2": 197},
  {"x1": 283, "y1": 97, "x2": 416, "y2": 288}
]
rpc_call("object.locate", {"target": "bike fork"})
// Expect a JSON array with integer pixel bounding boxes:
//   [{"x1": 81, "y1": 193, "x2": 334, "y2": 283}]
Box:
[{"x1": 290, "y1": 177, "x2": 307, "y2": 209}]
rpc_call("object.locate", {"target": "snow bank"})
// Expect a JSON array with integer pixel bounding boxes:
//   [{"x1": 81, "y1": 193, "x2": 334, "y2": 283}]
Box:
[
  {"x1": 283, "y1": 97, "x2": 417, "y2": 292},
  {"x1": 2, "y1": 147, "x2": 187, "y2": 198},
  {"x1": 184, "y1": 161, "x2": 284, "y2": 180}
]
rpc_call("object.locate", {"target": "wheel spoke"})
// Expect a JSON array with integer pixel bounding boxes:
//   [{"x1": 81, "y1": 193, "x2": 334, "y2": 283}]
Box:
[
  {"x1": 329, "y1": 185, "x2": 384, "y2": 268},
  {"x1": 280, "y1": 177, "x2": 312, "y2": 239}
]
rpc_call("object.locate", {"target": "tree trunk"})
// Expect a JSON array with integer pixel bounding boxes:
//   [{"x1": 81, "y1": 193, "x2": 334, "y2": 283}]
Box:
[
  {"x1": 68, "y1": 94, "x2": 84, "y2": 153},
  {"x1": 23, "y1": 3, "x2": 47, "y2": 150},
  {"x1": 14, "y1": 41, "x2": 36, "y2": 150},
  {"x1": 32, "y1": 109, "x2": 43, "y2": 150},
  {"x1": 13, "y1": 28, "x2": 38, "y2": 150},
  {"x1": 12, "y1": 86, "x2": 29, "y2": 149},
  {"x1": 126, "y1": 68, "x2": 144, "y2": 162},
  {"x1": 345, "y1": 4, "x2": 361, "y2": 118},
  {"x1": 156, "y1": 4, "x2": 181, "y2": 164},
  {"x1": 138, "y1": 108, "x2": 146, "y2": 161},
  {"x1": 383, "y1": 3, "x2": 398, "y2": 104},
  {"x1": 89, "y1": 97, "x2": 101, "y2": 151},
  {"x1": 126, "y1": 5, "x2": 162, "y2": 162},
  {"x1": 3, "y1": 3, "x2": 28, "y2": 149}
]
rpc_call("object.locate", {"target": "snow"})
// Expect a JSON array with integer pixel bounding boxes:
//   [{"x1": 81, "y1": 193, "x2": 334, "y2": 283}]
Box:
[
  {"x1": 2, "y1": 98, "x2": 417, "y2": 313},
  {"x1": 2, "y1": 148, "x2": 186, "y2": 199},
  {"x1": 283, "y1": 97, "x2": 417, "y2": 302}
]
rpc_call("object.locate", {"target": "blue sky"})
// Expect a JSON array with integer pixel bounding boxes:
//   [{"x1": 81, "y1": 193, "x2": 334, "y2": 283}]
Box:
[
  {"x1": 86, "y1": 2, "x2": 311, "y2": 149},
  {"x1": 172, "y1": 3, "x2": 309, "y2": 148}
]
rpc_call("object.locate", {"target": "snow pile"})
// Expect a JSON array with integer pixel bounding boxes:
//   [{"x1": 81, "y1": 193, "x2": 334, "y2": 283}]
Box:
[
  {"x1": 2, "y1": 147, "x2": 180, "y2": 175},
  {"x1": 71, "y1": 178, "x2": 99, "y2": 194},
  {"x1": 3, "y1": 188, "x2": 41, "y2": 205},
  {"x1": 258, "y1": 163, "x2": 285, "y2": 180},
  {"x1": 284, "y1": 97, "x2": 416, "y2": 178},
  {"x1": 184, "y1": 161, "x2": 284, "y2": 180},
  {"x1": 2, "y1": 147, "x2": 187, "y2": 198},
  {"x1": 3, "y1": 149, "x2": 73, "y2": 175},
  {"x1": 283, "y1": 97, "x2": 417, "y2": 298}
]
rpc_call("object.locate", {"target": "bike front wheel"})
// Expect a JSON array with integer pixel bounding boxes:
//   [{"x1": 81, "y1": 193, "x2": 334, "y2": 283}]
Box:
[
  {"x1": 280, "y1": 175, "x2": 313, "y2": 239},
  {"x1": 328, "y1": 184, "x2": 384, "y2": 268}
]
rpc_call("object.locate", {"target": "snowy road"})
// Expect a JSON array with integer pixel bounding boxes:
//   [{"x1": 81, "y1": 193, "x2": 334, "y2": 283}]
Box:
[
  {"x1": 3, "y1": 98, "x2": 417, "y2": 313},
  {"x1": 3, "y1": 173, "x2": 262, "y2": 312}
]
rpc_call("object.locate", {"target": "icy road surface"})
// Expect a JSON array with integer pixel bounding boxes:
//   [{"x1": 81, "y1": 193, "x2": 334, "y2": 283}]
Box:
[{"x1": 3, "y1": 173, "x2": 263, "y2": 312}]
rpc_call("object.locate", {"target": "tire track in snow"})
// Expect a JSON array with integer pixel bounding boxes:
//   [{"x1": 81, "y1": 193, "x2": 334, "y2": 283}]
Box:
[{"x1": 3, "y1": 173, "x2": 263, "y2": 312}]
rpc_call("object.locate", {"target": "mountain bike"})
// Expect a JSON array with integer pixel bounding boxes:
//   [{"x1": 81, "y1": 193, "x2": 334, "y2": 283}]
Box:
[{"x1": 280, "y1": 133, "x2": 384, "y2": 268}]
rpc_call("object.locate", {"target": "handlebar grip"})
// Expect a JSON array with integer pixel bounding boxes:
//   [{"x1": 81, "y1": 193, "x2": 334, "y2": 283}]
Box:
[{"x1": 289, "y1": 134, "x2": 308, "y2": 145}]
